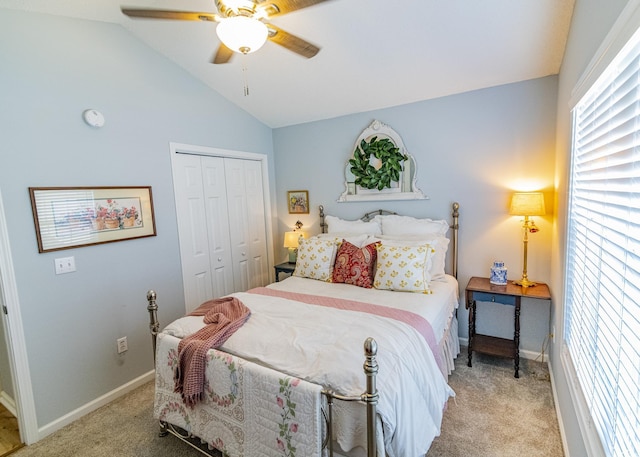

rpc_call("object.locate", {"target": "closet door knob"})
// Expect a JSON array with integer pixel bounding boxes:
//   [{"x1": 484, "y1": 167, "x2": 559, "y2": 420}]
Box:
[
  {"x1": 242, "y1": 252, "x2": 246, "y2": 256},
  {"x1": 217, "y1": 257, "x2": 222, "y2": 262}
]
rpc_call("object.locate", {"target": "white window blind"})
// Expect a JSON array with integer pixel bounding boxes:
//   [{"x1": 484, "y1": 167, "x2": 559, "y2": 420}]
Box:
[{"x1": 565, "y1": 27, "x2": 640, "y2": 457}]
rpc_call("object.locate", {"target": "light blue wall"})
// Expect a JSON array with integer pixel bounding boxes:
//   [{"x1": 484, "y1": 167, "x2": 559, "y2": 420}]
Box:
[
  {"x1": 273, "y1": 76, "x2": 559, "y2": 356},
  {"x1": 550, "y1": 1, "x2": 631, "y2": 456},
  {"x1": 0, "y1": 9, "x2": 273, "y2": 427}
]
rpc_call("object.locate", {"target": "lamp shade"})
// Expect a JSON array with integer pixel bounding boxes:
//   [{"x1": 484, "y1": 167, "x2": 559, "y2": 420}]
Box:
[
  {"x1": 216, "y1": 16, "x2": 268, "y2": 54},
  {"x1": 509, "y1": 192, "x2": 546, "y2": 216},
  {"x1": 283, "y1": 231, "x2": 300, "y2": 248}
]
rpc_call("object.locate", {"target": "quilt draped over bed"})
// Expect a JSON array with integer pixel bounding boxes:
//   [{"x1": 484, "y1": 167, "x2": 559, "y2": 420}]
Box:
[{"x1": 156, "y1": 332, "x2": 324, "y2": 456}]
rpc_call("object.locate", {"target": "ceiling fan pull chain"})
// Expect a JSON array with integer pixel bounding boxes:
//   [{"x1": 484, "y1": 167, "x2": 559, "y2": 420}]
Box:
[{"x1": 242, "y1": 57, "x2": 250, "y2": 96}]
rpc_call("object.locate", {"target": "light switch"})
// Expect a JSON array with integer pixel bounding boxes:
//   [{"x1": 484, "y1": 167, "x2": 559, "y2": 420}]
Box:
[{"x1": 54, "y1": 256, "x2": 76, "y2": 275}]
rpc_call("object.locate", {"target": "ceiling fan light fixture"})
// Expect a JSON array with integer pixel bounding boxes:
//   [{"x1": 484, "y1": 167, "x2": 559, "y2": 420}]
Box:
[{"x1": 216, "y1": 16, "x2": 268, "y2": 54}]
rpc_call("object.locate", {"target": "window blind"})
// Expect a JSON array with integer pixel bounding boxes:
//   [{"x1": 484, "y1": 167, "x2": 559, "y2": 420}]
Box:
[{"x1": 565, "y1": 28, "x2": 640, "y2": 457}]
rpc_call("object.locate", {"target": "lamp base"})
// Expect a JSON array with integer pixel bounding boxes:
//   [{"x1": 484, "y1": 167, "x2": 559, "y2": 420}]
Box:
[
  {"x1": 288, "y1": 248, "x2": 297, "y2": 264},
  {"x1": 513, "y1": 277, "x2": 537, "y2": 288}
]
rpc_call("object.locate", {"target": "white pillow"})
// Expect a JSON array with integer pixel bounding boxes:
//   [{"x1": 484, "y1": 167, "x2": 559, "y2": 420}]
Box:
[
  {"x1": 326, "y1": 215, "x2": 382, "y2": 235},
  {"x1": 375, "y1": 235, "x2": 449, "y2": 281},
  {"x1": 293, "y1": 237, "x2": 338, "y2": 282},
  {"x1": 315, "y1": 233, "x2": 371, "y2": 247},
  {"x1": 373, "y1": 243, "x2": 434, "y2": 293},
  {"x1": 375, "y1": 214, "x2": 449, "y2": 237}
]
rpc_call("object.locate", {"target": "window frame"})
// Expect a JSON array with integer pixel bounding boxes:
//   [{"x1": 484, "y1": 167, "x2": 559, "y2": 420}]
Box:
[{"x1": 562, "y1": 3, "x2": 640, "y2": 456}]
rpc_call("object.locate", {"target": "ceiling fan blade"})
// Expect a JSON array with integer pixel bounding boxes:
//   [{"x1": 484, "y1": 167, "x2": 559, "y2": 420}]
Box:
[
  {"x1": 257, "y1": 0, "x2": 330, "y2": 17},
  {"x1": 267, "y1": 25, "x2": 320, "y2": 58},
  {"x1": 121, "y1": 8, "x2": 220, "y2": 22},
  {"x1": 212, "y1": 44, "x2": 234, "y2": 64}
]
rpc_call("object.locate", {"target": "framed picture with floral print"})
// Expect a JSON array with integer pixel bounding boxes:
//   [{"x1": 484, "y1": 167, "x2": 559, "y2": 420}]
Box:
[
  {"x1": 29, "y1": 186, "x2": 156, "y2": 253},
  {"x1": 287, "y1": 190, "x2": 309, "y2": 214}
]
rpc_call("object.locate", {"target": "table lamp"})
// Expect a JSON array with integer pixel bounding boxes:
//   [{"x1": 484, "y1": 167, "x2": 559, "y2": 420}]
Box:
[
  {"x1": 283, "y1": 231, "x2": 301, "y2": 263},
  {"x1": 509, "y1": 192, "x2": 546, "y2": 287}
]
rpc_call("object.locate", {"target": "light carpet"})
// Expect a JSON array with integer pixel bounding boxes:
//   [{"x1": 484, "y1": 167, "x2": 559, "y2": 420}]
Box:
[
  {"x1": 12, "y1": 349, "x2": 563, "y2": 457},
  {"x1": 427, "y1": 350, "x2": 564, "y2": 457}
]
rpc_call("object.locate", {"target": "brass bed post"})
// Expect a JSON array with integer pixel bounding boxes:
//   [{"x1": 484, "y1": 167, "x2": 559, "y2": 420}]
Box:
[
  {"x1": 451, "y1": 202, "x2": 460, "y2": 279},
  {"x1": 319, "y1": 204, "x2": 327, "y2": 233},
  {"x1": 363, "y1": 338, "x2": 379, "y2": 457},
  {"x1": 147, "y1": 290, "x2": 160, "y2": 365}
]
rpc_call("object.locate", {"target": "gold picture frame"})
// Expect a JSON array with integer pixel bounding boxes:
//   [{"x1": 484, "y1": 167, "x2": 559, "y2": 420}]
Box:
[
  {"x1": 287, "y1": 190, "x2": 309, "y2": 214},
  {"x1": 29, "y1": 186, "x2": 156, "y2": 253}
]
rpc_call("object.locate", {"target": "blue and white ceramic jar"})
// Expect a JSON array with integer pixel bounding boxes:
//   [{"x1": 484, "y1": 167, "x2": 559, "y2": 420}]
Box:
[{"x1": 490, "y1": 261, "x2": 508, "y2": 285}]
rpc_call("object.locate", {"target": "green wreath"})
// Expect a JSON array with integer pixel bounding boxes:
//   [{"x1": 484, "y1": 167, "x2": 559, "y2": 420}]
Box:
[{"x1": 348, "y1": 136, "x2": 409, "y2": 191}]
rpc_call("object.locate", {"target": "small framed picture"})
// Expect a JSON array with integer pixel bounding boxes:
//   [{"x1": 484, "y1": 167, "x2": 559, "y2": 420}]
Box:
[{"x1": 287, "y1": 190, "x2": 309, "y2": 214}]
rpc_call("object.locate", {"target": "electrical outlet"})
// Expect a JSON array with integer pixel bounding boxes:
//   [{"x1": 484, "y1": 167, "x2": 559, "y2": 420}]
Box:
[
  {"x1": 117, "y1": 336, "x2": 128, "y2": 354},
  {"x1": 54, "y1": 256, "x2": 76, "y2": 275}
]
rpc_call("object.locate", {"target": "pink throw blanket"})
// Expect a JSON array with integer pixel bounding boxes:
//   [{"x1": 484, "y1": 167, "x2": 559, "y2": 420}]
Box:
[{"x1": 174, "y1": 297, "x2": 251, "y2": 407}]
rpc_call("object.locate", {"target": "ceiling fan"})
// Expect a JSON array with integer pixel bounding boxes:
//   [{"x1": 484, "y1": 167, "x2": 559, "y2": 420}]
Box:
[{"x1": 121, "y1": 0, "x2": 329, "y2": 64}]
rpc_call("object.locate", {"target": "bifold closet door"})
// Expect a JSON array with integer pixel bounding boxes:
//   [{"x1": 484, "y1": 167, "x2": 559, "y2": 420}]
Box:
[
  {"x1": 224, "y1": 158, "x2": 269, "y2": 290},
  {"x1": 173, "y1": 154, "x2": 235, "y2": 313}
]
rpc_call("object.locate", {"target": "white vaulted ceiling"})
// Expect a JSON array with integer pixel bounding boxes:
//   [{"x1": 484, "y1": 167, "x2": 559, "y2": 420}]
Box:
[{"x1": 0, "y1": 0, "x2": 575, "y2": 127}]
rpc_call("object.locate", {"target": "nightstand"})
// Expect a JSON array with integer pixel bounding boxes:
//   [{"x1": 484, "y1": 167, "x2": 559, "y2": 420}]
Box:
[
  {"x1": 465, "y1": 276, "x2": 551, "y2": 378},
  {"x1": 274, "y1": 262, "x2": 296, "y2": 282}
]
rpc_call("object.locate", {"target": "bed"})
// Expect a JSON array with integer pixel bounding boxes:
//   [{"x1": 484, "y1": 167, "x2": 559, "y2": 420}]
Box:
[{"x1": 147, "y1": 202, "x2": 461, "y2": 457}]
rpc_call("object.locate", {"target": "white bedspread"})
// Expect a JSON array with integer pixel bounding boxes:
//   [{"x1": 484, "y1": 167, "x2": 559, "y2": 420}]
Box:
[
  {"x1": 163, "y1": 276, "x2": 459, "y2": 457},
  {"x1": 270, "y1": 275, "x2": 459, "y2": 345}
]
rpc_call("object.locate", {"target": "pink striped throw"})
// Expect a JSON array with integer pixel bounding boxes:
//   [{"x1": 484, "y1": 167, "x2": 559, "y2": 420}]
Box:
[{"x1": 174, "y1": 296, "x2": 251, "y2": 407}]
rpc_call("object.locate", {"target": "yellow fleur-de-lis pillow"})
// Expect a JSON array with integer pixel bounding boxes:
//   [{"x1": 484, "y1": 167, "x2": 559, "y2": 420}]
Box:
[
  {"x1": 293, "y1": 237, "x2": 338, "y2": 282},
  {"x1": 373, "y1": 243, "x2": 434, "y2": 293}
]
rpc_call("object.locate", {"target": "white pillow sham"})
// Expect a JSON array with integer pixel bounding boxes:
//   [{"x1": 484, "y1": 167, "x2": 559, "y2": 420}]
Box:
[
  {"x1": 325, "y1": 215, "x2": 382, "y2": 235},
  {"x1": 374, "y1": 214, "x2": 449, "y2": 237},
  {"x1": 314, "y1": 233, "x2": 371, "y2": 248}
]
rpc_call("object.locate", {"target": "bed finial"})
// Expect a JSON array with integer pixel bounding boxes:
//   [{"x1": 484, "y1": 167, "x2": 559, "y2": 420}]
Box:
[
  {"x1": 364, "y1": 337, "x2": 377, "y2": 356},
  {"x1": 147, "y1": 289, "x2": 160, "y2": 365},
  {"x1": 362, "y1": 337, "x2": 379, "y2": 457},
  {"x1": 319, "y1": 205, "x2": 327, "y2": 233}
]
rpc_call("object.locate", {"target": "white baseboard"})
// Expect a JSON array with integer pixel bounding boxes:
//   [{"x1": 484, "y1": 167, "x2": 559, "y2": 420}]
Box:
[
  {"x1": 0, "y1": 390, "x2": 17, "y2": 417},
  {"x1": 458, "y1": 337, "x2": 549, "y2": 363},
  {"x1": 37, "y1": 370, "x2": 154, "y2": 441},
  {"x1": 548, "y1": 359, "x2": 571, "y2": 457}
]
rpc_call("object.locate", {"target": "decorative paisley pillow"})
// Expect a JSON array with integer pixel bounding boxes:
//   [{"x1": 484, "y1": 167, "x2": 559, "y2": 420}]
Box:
[
  {"x1": 332, "y1": 241, "x2": 380, "y2": 288},
  {"x1": 293, "y1": 237, "x2": 338, "y2": 282},
  {"x1": 373, "y1": 243, "x2": 435, "y2": 293}
]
